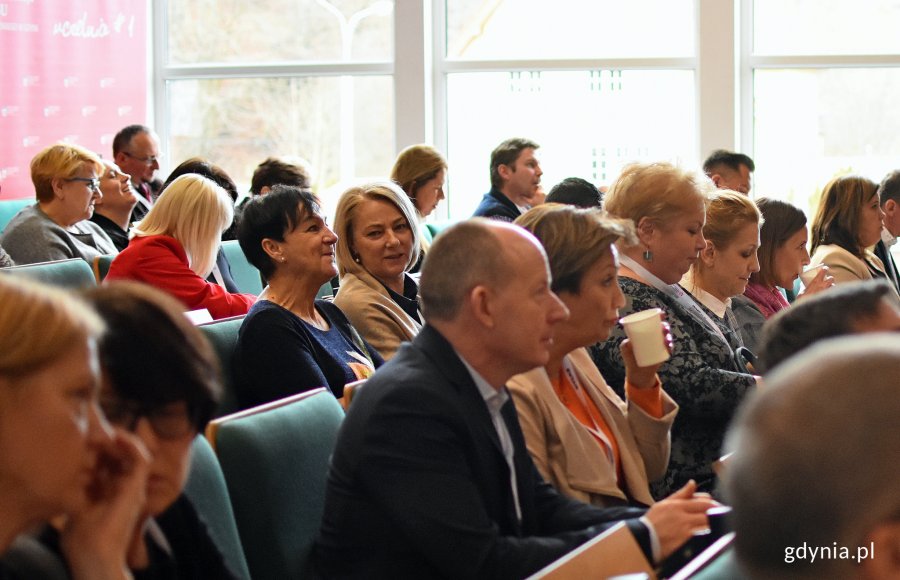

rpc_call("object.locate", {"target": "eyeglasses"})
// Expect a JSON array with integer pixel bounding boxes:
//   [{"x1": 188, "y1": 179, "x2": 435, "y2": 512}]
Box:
[
  {"x1": 66, "y1": 177, "x2": 101, "y2": 192},
  {"x1": 123, "y1": 151, "x2": 161, "y2": 166},
  {"x1": 100, "y1": 398, "x2": 196, "y2": 440}
]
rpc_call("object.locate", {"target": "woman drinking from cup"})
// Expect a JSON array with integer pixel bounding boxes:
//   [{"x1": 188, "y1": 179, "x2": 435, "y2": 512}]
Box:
[
  {"x1": 590, "y1": 162, "x2": 757, "y2": 498},
  {"x1": 731, "y1": 198, "x2": 833, "y2": 351}
]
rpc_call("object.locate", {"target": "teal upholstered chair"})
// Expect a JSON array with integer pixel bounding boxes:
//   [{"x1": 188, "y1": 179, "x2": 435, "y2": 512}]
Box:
[
  {"x1": 220, "y1": 240, "x2": 263, "y2": 295},
  {"x1": 0, "y1": 198, "x2": 32, "y2": 233},
  {"x1": 206, "y1": 388, "x2": 345, "y2": 580},
  {"x1": 0, "y1": 258, "x2": 96, "y2": 289},
  {"x1": 184, "y1": 435, "x2": 251, "y2": 580},
  {"x1": 197, "y1": 315, "x2": 245, "y2": 417}
]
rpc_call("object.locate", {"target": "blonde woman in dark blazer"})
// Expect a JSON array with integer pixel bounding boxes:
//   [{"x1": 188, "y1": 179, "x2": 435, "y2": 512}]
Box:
[
  {"x1": 511, "y1": 206, "x2": 715, "y2": 516},
  {"x1": 333, "y1": 181, "x2": 423, "y2": 360}
]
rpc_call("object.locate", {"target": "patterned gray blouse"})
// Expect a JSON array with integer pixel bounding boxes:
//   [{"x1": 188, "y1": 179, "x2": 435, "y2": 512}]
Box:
[{"x1": 589, "y1": 277, "x2": 756, "y2": 498}]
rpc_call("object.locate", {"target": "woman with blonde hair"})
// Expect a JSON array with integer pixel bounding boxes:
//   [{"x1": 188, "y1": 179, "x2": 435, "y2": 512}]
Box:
[
  {"x1": 590, "y1": 162, "x2": 757, "y2": 498},
  {"x1": 106, "y1": 173, "x2": 255, "y2": 319},
  {"x1": 810, "y1": 175, "x2": 893, "y2": 287},
  {"x1": 681, "y1": 190, "x2": 762, "y2": 355},
  {"x1": 333, "y1": 181, "x2": 422, "y2": 359},
  {"x1": 390, "y1": 144, "x2": 447, "y2": 272},
  {"x1": 0, "y1": 275, "x2": 149, "y2": 579},
  {"x1": 1, "y1": 143, "x2": 117, "y2": 265},
  {"x1": 390, "y1": 145, "x2": 446, "y2": 219}
]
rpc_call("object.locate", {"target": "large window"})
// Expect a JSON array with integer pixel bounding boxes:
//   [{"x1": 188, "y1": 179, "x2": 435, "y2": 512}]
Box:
[
  {"x1": 746, "y1": 0, "x2": 900, "y2": 219},
  {"x1": 157, "y1": 0, "x2": 395, "y2": 199},
  {"x1": 438, "y1": 0, "x2": 698, "y2": 220}
]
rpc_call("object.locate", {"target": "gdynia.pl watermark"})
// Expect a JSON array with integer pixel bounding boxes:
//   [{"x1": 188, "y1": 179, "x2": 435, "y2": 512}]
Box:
[{"x1": 785, "y1": 542, "x2": 875, "y2": 564}]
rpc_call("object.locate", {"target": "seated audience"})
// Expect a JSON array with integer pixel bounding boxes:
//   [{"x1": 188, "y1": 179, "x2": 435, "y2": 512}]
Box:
[
  {"x1": 702, "y1": 149, "x2": 754, "y2": 195},
  {"x1": 89, "y1": 160, "x2": 139, "y2": 252},
  {"x1": 545, "y1": 177, "x2": 604, "y2": 208},
  {"x1": 510, "y1": 206, "x2": 713, "y2": 534},
  {"x1": 732, "y1": 197, "x2": 833, "y2": 351},
  {"x1": 106, "y1": 174, "x2": 255, "y2": 320},
  {"x1": 1, "y1": 143, "x2": 117, "y2": 265},
  {"x1": 161, "y1": 158, "x2": 242, "y2": 289},
  {"x1": 755, "y1": 279, "x2": 900, "y2": 373},
  {"x1": 0, "y1": 275, "x2": 148, "y2": 579},
  {"x1": 590, "y1": 162, "x2": 757, "y2": 497},
  {"x1": 234, "y1": 185, "x2": 382, "y2": 408},
  {"x1": 680, "y1": 190, "x2": 761, "y2": 357},
  {"x1": 237, "y1": 156, "x2": 314, "y2": 213},
  {"x1": 80, "y1": 282, "x2": 238, "y2": 578},
  {"x1": 390, "y1": 144, "x2": 447, "y2": 271},
  {"x1": 473, "y1": 137, "x2": 542, "y2": 221},
  {"x1": 315, "y1": 219, "x2": 703, "y2": 578},
  {"x1": 724, "y1": 334, "x2": 900, "y2": 580},
  {"x1": 810, "y1": 175, "x2": 894, "y2": 288},
  {"x1": 333, "y1": 182, "x2": 423, "y2": 360}
]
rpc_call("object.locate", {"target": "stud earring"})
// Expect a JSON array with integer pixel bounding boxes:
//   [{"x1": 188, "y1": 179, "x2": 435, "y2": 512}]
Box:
[
  {"x1": 280, "y1": 257, "x2": 286, "y2": 263},
  {"x1": 642, "y1": 249, "x2": 653, "y2": 262}
]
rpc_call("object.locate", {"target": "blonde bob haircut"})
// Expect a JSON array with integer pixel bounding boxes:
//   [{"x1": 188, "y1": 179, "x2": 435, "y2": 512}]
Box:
[
  {"x1": 691, "y1": 190, "x2": 763, "y2": 275},
  {"x1": 515, "y1": 203, "x2": 637, "y2": 295},
  {"x1": 0, "y1": 275, "x2": 102, "y2": 378},
  {"x1": 810, "y1": 175, "x2": 880, "y2": 258},
  {"x1": 390, "y1": 145, "x2": 447, "y2": 215},
  {"x1": 131, "y1": 174, "x2": 233, "y2": 278},
  {"x1": 603, "y1": 162, "x2": 711, "y2": 230},
  {"x1": 31, "y1": 143, "x2": 104, "y2": 203},
  {"x1": 333, "y1": 180, "x2": 421, "y2": 278}
]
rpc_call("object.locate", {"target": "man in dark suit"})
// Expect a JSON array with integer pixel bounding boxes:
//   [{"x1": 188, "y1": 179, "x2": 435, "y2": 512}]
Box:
[
  {"x1": 874, "y1": 170, "x2": 900, "y2": 293},
  {"x1": 314, "y1": 219, "x2": 710, "y2": 578},
  {"x1": 112, "y1": 124, "x2": 163, "y2": 223},
  {"x1": 472, "y1": 138, "x2": 543, "y2": 221}
]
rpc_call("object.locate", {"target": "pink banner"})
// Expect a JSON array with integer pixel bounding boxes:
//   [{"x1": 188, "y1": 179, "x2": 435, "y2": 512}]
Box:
[{"x1": 0, "y1": 0, "x2": 148, "y2": 199}]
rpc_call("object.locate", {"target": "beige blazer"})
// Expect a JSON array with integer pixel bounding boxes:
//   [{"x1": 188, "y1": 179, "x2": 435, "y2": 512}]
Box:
[
  {"x1": 810, "y1": 243, "x2": 886, "y2": 284},
  {"x1": 333, "y1": 269, "x2": 423, "y2": 360},
  {"x1": 507, "y1": 348, "x2": 678, "y2": 507}
]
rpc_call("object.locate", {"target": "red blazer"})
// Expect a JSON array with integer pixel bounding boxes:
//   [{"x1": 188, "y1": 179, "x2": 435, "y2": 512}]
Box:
[{"x1": 107, "y1": 234, "x2": 255, "y2": 320}]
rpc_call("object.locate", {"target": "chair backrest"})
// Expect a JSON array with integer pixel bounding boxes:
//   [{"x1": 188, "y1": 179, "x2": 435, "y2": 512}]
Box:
[
  {"x1": 198, "y1": 315, "x2": 245, "y2": 417},
  {"x1": 0, "y1": 198, "x2": 32, "y2": 233},
  {"x1": 184, "y1": 435, "x2": 252, "y2": 580},
  {"x1": 207, "y1": 388, "x2": 345, "y2": 580},
  {"x1": 0, "y1": 258, "x2": 96, "y2": 289},
  {"x1": 92, "y1": 254, "x2": 116, "y2": 283},
  {"x1": 220, "y1": 240, "x2": 263, "y2": 294}
]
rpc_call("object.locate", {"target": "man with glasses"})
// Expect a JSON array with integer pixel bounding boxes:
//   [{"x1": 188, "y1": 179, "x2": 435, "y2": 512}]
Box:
[{"x1": 113, "y1": 124, "x2": 163, "y2": 222}]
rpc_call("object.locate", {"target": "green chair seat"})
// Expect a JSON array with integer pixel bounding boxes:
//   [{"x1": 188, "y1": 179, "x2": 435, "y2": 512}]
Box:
[
  {"x1": 209, "y1": 388, "x2": 345, "y2": 580},
  {"x1": 184, "y1": 435, "x2": 251, "y2": 580},
  {"x1": 198, "y1": 315, "x2": 245, "y2": 417},
  {"x1": 0, "y1": 199, "x2": 32, "y2": 233},
  {"x1": 1, "y1": 258, "x2": 96, "y2": 289},
  {"x1": 220, "y1": 240, "x2": 263, "y2": 295}
]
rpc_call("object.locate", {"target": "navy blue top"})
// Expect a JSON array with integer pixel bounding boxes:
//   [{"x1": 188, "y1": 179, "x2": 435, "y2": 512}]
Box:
[
  {"x1": 472, "y1": 188, "x2": 522, "y2": 222},
  {"x1": 234, "y1": 299, "x2": 383, "y2": 409}
]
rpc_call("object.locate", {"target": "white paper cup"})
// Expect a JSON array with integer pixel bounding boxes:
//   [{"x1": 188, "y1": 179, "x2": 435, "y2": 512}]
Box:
[
  {"x1": 620, "y1": 308, "x2": 670, "y2": 367},
  {"x1": 799, "y1": 264, "x2": 827, "y2": 287}
]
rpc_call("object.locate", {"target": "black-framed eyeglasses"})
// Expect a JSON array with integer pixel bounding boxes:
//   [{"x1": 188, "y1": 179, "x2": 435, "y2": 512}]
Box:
[
  {"x1": 66, "y1": 177, "x2": 101, "y2": 192},
  {"x1": 100, "y1": 398, "x2": 196, "y2": 440},
  {"x1": 123, "y1": 151, "x2": 161, "y2": 166}
]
